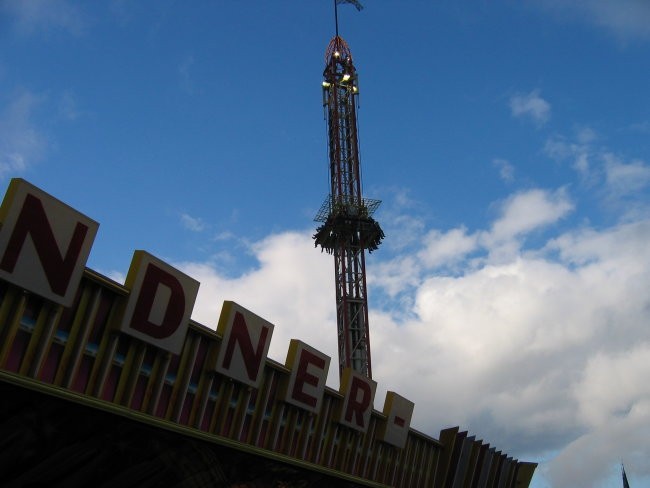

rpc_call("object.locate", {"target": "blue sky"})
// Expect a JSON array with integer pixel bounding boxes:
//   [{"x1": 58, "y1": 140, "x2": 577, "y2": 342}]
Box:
[{"x1": 2, "y1": 1, "x2": 650, "y2": 487}]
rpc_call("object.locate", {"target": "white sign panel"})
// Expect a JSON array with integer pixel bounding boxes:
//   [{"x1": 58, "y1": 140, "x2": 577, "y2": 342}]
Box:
[{"x1": 0, "y1": 179, "x2": 98, "y2": 307}]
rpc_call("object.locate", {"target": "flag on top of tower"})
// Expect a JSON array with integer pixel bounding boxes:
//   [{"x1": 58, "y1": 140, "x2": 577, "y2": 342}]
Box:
[
  {"x1": 336, "y1": 0, "x2": 364, "y2": 11},
  {"x1": 622, "y1": 464, "x2": 631, "y2": 488}
]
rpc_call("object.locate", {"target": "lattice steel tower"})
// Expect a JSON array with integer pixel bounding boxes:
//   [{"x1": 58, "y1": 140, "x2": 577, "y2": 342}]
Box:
[{"x1": 314, "y1": 27, "x2": 384, "y2": 379}]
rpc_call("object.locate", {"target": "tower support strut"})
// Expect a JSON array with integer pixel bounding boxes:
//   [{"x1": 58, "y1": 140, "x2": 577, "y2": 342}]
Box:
[{"x1": 314, "y1": 36, "x2": 383, "y2": 379}]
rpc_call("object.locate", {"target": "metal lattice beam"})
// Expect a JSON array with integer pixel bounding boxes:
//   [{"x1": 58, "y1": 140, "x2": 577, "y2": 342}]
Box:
[{"x1": 314, "y1": 36, "x2": 383, "y2": 379}]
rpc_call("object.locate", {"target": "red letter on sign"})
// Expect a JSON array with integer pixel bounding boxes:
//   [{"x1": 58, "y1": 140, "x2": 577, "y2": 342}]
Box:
[
  {"x1": 377, "y1": 391, "x2": 414, "y2": 449},
  {"x1": 119, "y1": 251, "x2": 199, "y2": 355},
  {"x1": 339, "y1": 367, "x2": 377, "y2": 433},
  {"x1": 221, "y1": 311, "x2": 270, "y2": 382},
  {"x1": 130, "y1": 263, "x2": 185, "y2": 339},
  {"x1": 345, "y1": 377, "x2": 373, "y2": 426},
  {"x1": 215, "y1": 301, "x2": 274, "y2": 388},
  {"x1": 292, "y1": 349, "x2": 326, "y2": 408},
  {"x1": 284, "y1": 340, "x2": 330, "y2": 413},
  {"x1": 0, "y1": 179, "x2": 98, "y2": 306},
  {"x1": 0, "y1": 194, "x2": 88, "y2": 296}
]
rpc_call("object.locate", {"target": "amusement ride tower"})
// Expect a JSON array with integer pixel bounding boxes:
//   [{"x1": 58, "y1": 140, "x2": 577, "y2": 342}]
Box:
[{"x1": 314, "y1": 1, "x2": 384, "y2": 380}]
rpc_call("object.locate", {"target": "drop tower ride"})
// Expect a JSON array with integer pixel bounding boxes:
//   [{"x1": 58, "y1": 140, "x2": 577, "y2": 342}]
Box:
[{"x1": 314, "y1": 1, "x2": 384, "y2": 380}]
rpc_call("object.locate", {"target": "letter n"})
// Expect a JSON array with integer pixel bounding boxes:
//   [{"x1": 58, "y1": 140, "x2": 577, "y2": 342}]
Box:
[
  {"x1": 0, "y1": 179, "x2": 98, "y2": 306},
  {"x1": 215, "y1": 301, "x2": 274, "y2": 388}
]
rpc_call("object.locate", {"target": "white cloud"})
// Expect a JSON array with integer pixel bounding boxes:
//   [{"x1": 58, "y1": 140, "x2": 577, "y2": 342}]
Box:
[
  {"x1": 213, "y1": 230, "x2": 236, "y2": 242},
  {"x1": 493, "y1": 158, "x2": 515, "y2": 183},
  {"x1": 379, "y1": 187, "x2": 427, "y2": 252},
  {"x1": 1, "y1": 0, "x2": 86, "y2": 36},
  {"x1": 603, "y1": 153, "x2": 650, "y2": 196},
  {"x1": 484, "y1": 188, "x2": 573, "y2": 245},
  {"x1": 418, "y1": 227, "x2": 478, "y2": 269},
  {"x1": 383, "y1": 213, "x2": 426, "y2": 251},
  {"x1": 0, "y1": 90, "x2": 46, "y2": 178},
  {"x1": 168, "y1": 184, "x2": 650, "y2": 488},
  {"x1": 58, "y1": 91, "x2": 81, "y2": 121},
  {"x1": 180, "y1": 212, "x2": 207, "y2": 232},
  {"x1": 548, "y1": 395, "x2": 650, "y2": 487},
  {"x1": 370, "y1": 255, "x2": 421, "y2": 298},
  {"x1": 545, "y1": 133, "x2": 594, "y2": 180},
  {"x1": 628, "y1": 120, "x2": 650, "y2": 134},
  {"x1": 177, "y1": 231, "x2": 340, "y2": 384},
  {"x1": 509, "y1": 90, "x2": 551, "y2": 126},
  {"x1": 544, "y1": 136, "x2": 571, "y2": 161},
  {"x1": 534, "y1": 0, "x2": 650, "y2": 41},
  {"x1": 575, "y1": 346, "x2": 650, "y2": 428},
  {"x1": 542, "y1": 125, "x2": 650, "y2": 237},
  {"x1": 576, "y1": 126, "x2": 597, "y2": 144},
  {"x1": 377, "y1": 218, "x2": 650, "y2": 487},
  {"x1": 543, "y1": 130, "x2": 650, "y2": 208}
]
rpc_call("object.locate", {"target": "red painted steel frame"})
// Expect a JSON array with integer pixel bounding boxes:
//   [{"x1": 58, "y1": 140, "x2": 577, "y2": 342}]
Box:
[{"x1": 322, "y1": 36, "x2": 372, "y2": 379}]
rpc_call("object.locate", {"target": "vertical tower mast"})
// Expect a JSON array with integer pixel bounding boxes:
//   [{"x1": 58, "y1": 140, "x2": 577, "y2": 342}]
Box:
[{"x1": 314, "y1": 31, "x2": 384, "y2": 379}]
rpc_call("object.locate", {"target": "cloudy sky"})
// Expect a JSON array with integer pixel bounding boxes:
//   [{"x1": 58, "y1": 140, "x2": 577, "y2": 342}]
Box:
[{"x1": 1, "y1": 1, "x2": 649, "y2": 486}]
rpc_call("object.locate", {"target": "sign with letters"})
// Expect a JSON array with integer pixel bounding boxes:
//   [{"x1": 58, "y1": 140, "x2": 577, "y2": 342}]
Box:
[
  {"x1": 0, "y1": 178, "x2": 414, "y2": 447},
  {"x1": 338, "y1": 367, "x2": 377, "y2": 433},
  {"x1": 119, "y1": 250, "x2": 200, "y2": 355},
  {"x1": 284, "y1": 339, "x2": 330, "y2": 414},
  {"x1": 214, "y1": 301, "x2": 275, "y2": 389},
  {"x1": 377, "y1": 392, "x2": 415, "y2": 449},
  {"x1": 0, "y1": 179, "x2": 98, "y2": 307}
]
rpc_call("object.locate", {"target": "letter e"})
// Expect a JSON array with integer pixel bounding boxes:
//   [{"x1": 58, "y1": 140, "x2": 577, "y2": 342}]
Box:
[{"x1": 284, "y1": 340, "x2": 330, "y2": 413}]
